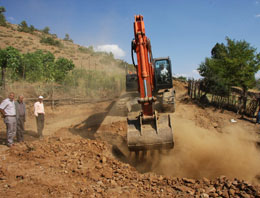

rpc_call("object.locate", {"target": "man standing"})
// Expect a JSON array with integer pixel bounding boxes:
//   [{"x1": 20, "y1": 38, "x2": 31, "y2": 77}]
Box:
[
  {"x1": 34, "y1": 96, "x2": 45, "y2": 138},
  {"x1": 0, "y1": 92, "x2": 17, "y2": 147},
  {"x1": 15, "y1": 95, "x2": 26, "y2": 142}
]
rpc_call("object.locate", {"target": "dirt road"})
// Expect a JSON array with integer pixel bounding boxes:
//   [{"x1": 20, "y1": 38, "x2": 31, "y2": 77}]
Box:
[{"x1": 1, "y1": 81, "x2": 260, "y2": 197}]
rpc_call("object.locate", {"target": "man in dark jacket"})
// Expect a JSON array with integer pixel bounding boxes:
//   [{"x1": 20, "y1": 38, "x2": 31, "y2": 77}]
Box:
[{"x1": 15, "y1": 95, "x2": 26, "y2": 142}]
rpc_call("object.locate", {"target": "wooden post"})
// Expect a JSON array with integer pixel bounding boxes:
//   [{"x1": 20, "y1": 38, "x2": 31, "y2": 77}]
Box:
[
  {"x1": 51, "y1": 81, "x2": 54, "y2": 110},
  {"x1": 194, "y1": 81, "x2": 197, "y2": 99}
]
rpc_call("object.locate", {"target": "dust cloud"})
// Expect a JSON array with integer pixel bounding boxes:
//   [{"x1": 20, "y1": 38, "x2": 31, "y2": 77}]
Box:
[{"x1": 151, "y1": 118, "x2": 260, "y2": 182}]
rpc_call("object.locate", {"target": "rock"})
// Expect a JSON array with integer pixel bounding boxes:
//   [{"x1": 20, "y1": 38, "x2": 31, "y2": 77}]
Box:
[
  {"x1": 208, "y1": 192, "x2": 218, "y2": 197},
  {"x1": 222, "y1": 190, "x2": 229, "y2": 198},
  {"x1": 239, "y1": 192, "x2": 250, "y2": 198},
  {"x1": 174, "y1": 185, "x2": 194, "y2": 194},
  {"x1": 219, "y1": 175, "x2": 226, "y2": 182},
  {"x1": 202, "y1": 177, "x2": 210, "y2": 185},
  {"x1": 101, "y1": 168, "x2": 112, "y2": 179},
  {"x1": 101, "y1": 157, "x2": 107, "y2": 163},
  {"x1": 183, "y1": 178, "x2": 196, "y2": 184},
  {"x1": 97, "y1": 181, "x2": 103, "y2": 186},
  {"x1": 205, "y1": 186, "x2": 216, "y2": 194},
  {"x1": 4, "y1": 184, "x2": 9, "y2": 188},
  {"x1": 95, "y1": 165, "x2": 102, "y2": 169},
  {"x1": 212, "y1": 122, "x2": 218, "y2": 128},
  {"x1": 95, "y1": 187, "x2": 102, "y2": 193},
  {"x1": 229, "y1": 189, "x2": 235, "y2": 196},
  {"x1": 158, "y1": 175, "x2": 164, "y2": 181},
  {"x1": 232, "y1": 180, "x2": 238, "y2": 185},
  {"x1": 225, "y1": 180, "x2": 232, "y2": 188},
  {"x1": 110, "y1": 180, "x2": 117, "y2": 186},
  {"x1": 200, "y1": 193, "x2": 209, "y2": 198}
]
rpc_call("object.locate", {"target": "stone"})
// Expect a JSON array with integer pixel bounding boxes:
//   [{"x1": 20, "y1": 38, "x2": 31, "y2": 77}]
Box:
[
  {"x1": 205, "y1": 186, "x2": 216, "y2": 194},
  {"x1": 97, "y1": 181, "x2": 103, "y2": 186},
  {"x1": 219, "y1": 175, "x2": 226, "y2": 182},
  {"x1": 158, "y1": 175, "x2": 164, "y2": 181},
  {"x1": 229, "y1": 189, "x2": 235, "y2": 196},
  {"x1": 183, "y1": 178, "x2": 196, "y2": 184},
  {"x1": 101, "y1": 157, "x2": 107, "y2": 163},
  {"x1": 203, "y1": 177, "x2": 210, "y2": 185},
  {"x1": 222, "y1": 190, "x2": 229, "y2": 198},
  {"x1": 111, "y1": 180, "x2": 117, "y2": 186},
  {"x1": 200, "y1": 193, "x2": 209, "y2": 198},
  {"x1": 174, "y1": 185, "x2": 193, "y2": 192},
  {"x1": 212, "y1": 122, "x2": 218, "y2": 128}
]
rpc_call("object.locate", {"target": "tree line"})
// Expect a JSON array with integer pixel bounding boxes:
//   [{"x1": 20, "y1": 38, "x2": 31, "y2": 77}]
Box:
[
  {"x1": 0, "y1": 46, "x2": 74, "y2": 88},
  {"x1": 0, "y1": 6, "x2": 73, "y2": 44}
]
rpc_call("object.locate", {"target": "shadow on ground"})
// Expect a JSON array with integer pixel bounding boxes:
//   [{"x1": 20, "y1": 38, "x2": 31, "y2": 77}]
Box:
[{"x1": 69, "y1": 100, "x2": 116, "y2": 140}]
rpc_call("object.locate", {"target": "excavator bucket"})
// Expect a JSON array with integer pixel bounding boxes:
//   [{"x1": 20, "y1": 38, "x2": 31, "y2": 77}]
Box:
[{"x1": 127, "y1": 112, "x2": 174, "y2": 151}]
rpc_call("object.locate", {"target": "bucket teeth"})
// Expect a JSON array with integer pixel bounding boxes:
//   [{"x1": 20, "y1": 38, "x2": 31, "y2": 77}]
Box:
[{"x1": 127, "y1": 113, "x2": 174, "y2": 151}]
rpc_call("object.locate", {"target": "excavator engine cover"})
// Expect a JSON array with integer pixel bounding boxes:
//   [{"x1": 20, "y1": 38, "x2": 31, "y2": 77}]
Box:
[{"x1": 127, "y1": 112, "x2": 174, "y2": 151}]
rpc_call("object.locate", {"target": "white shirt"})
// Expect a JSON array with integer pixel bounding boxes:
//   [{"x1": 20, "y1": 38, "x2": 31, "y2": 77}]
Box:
[
  {"x1": 0, "y1": 98, "x2": 16, "y2": 116},
  {"x1": 161, "y1": 67, "x2": 168, "y2": 76},
  {"x1": 34, "y1": 101, "x2": 45, "y2": 116}
]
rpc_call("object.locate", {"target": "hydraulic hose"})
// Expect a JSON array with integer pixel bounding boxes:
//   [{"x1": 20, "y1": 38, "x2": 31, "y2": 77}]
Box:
[{"x1": 131, "y1": 40, "x2": 137, "y2": 68}]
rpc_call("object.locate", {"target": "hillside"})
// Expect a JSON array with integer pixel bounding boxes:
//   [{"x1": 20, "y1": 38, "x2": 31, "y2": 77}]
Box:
[
  {"x1": 0, "y1": 23, "x2": 127, "y2": 99},
  {"x1": 0, "y1": 23, "x2": 125, "y2": 73}
]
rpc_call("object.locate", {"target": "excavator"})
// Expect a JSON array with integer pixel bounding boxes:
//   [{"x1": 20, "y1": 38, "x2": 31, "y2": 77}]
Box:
[{"x1": 127, "y1": 15, "x2": 175, "y2": 152}]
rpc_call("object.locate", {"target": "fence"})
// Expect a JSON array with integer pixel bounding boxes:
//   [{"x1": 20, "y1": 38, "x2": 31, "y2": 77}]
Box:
[{"x1": 188, "y1": 79, "x2": 260, "y2": 118}]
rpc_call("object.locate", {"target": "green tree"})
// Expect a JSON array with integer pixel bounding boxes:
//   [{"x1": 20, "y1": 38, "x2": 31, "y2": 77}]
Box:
[
  {"x1": 0, "y1": 49, "x2": 7, "y2": 88},
  {"x1": 5, "y1": 46, "x2": 22, "y2": 80},
  {"x1": 0, "y1": 47, "x2": 22, "y2": 88},
  {"x1": 198, "y1": 37, "x2": 260, "y2": 113},
  {"x1": 0, "y1": 6, "x2": 7, "y2": 26},
  {"x1": 42, "y1": 26, "x2": 50, "y2": 34},
  {"x1": 23, "y1": 50, "x2": 44, "y2": 82},
  {"x1": 64, "y1": 33, "x2": 73, "y2": 42},
  {"x1": 53, "y1": 57, "x2": 74, "y2": 82}
]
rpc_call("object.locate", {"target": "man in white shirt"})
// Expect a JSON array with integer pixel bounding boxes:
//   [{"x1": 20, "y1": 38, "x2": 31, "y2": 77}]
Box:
[
  {"x1": 0, "y1": 92, "x2": 17, "y2": 147},
  {"x1": 34, "y1": 96, "x2": 45, "y2": 138}
]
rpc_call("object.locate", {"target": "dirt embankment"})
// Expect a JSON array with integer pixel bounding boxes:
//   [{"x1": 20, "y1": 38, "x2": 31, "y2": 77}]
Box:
[{"x1": 1, "y1": 81, "x2": 260, "y2": 197}]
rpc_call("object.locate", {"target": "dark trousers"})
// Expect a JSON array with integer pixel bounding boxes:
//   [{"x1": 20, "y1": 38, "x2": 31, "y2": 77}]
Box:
[
  {"x1": 257, "y1": 112, "x2": 260, "y2": 124},
  {"x1": 16, "y1": 116, "x2": 25, "y2": 142},
  {"x1": 36, "y1": 114, "x2": 44, "y2": 137}
]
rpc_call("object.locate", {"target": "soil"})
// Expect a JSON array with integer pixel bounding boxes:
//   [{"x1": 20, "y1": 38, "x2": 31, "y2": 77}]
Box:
[{"x1": 1, "y1": 81, "x2": 260, "y2": 197}]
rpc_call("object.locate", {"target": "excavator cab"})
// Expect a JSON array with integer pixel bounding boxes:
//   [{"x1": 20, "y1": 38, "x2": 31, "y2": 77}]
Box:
[{"x1": 154, "y1": 57, "x2": 173, "y2": 90}]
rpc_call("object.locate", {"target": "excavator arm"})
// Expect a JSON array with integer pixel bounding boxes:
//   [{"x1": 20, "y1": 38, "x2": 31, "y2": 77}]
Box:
[{"x1": 132, "y1": 15, "x2": 155, "y2": 117}]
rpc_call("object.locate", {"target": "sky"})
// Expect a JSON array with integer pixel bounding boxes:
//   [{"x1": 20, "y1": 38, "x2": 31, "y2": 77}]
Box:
[{"x1": 1, "y1": 0, "x2": 260, "y2": 78}]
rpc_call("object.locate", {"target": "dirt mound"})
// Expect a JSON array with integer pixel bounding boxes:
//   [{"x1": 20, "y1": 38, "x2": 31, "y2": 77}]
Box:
[
  {"x1": 1, "y1": 84, "x2": 260, "y2": 197},
  {"x1": 1, "y1": 134, "x2": 259, "y2": 197}
]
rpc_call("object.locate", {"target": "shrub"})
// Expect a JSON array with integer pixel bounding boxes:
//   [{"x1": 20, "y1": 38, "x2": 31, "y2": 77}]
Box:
[
  {"x1": 42, "y1": 26, "x2": 50, "y2": 34},
  {"x1": 17, "y1": 20, "x2": 35, "y2": 33},
  {"x1": 40, "y1": 36, "x2": 61, "y2": 47},
  {"x1": 63, "y1": 33, "x2": 73, "y2": 43},
  {"x1": 78, "y1": 46, "x2": 94, "y2": 54},
  {"x1": 0, "y1": 6, "x2": 7, "y2": 27}
]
